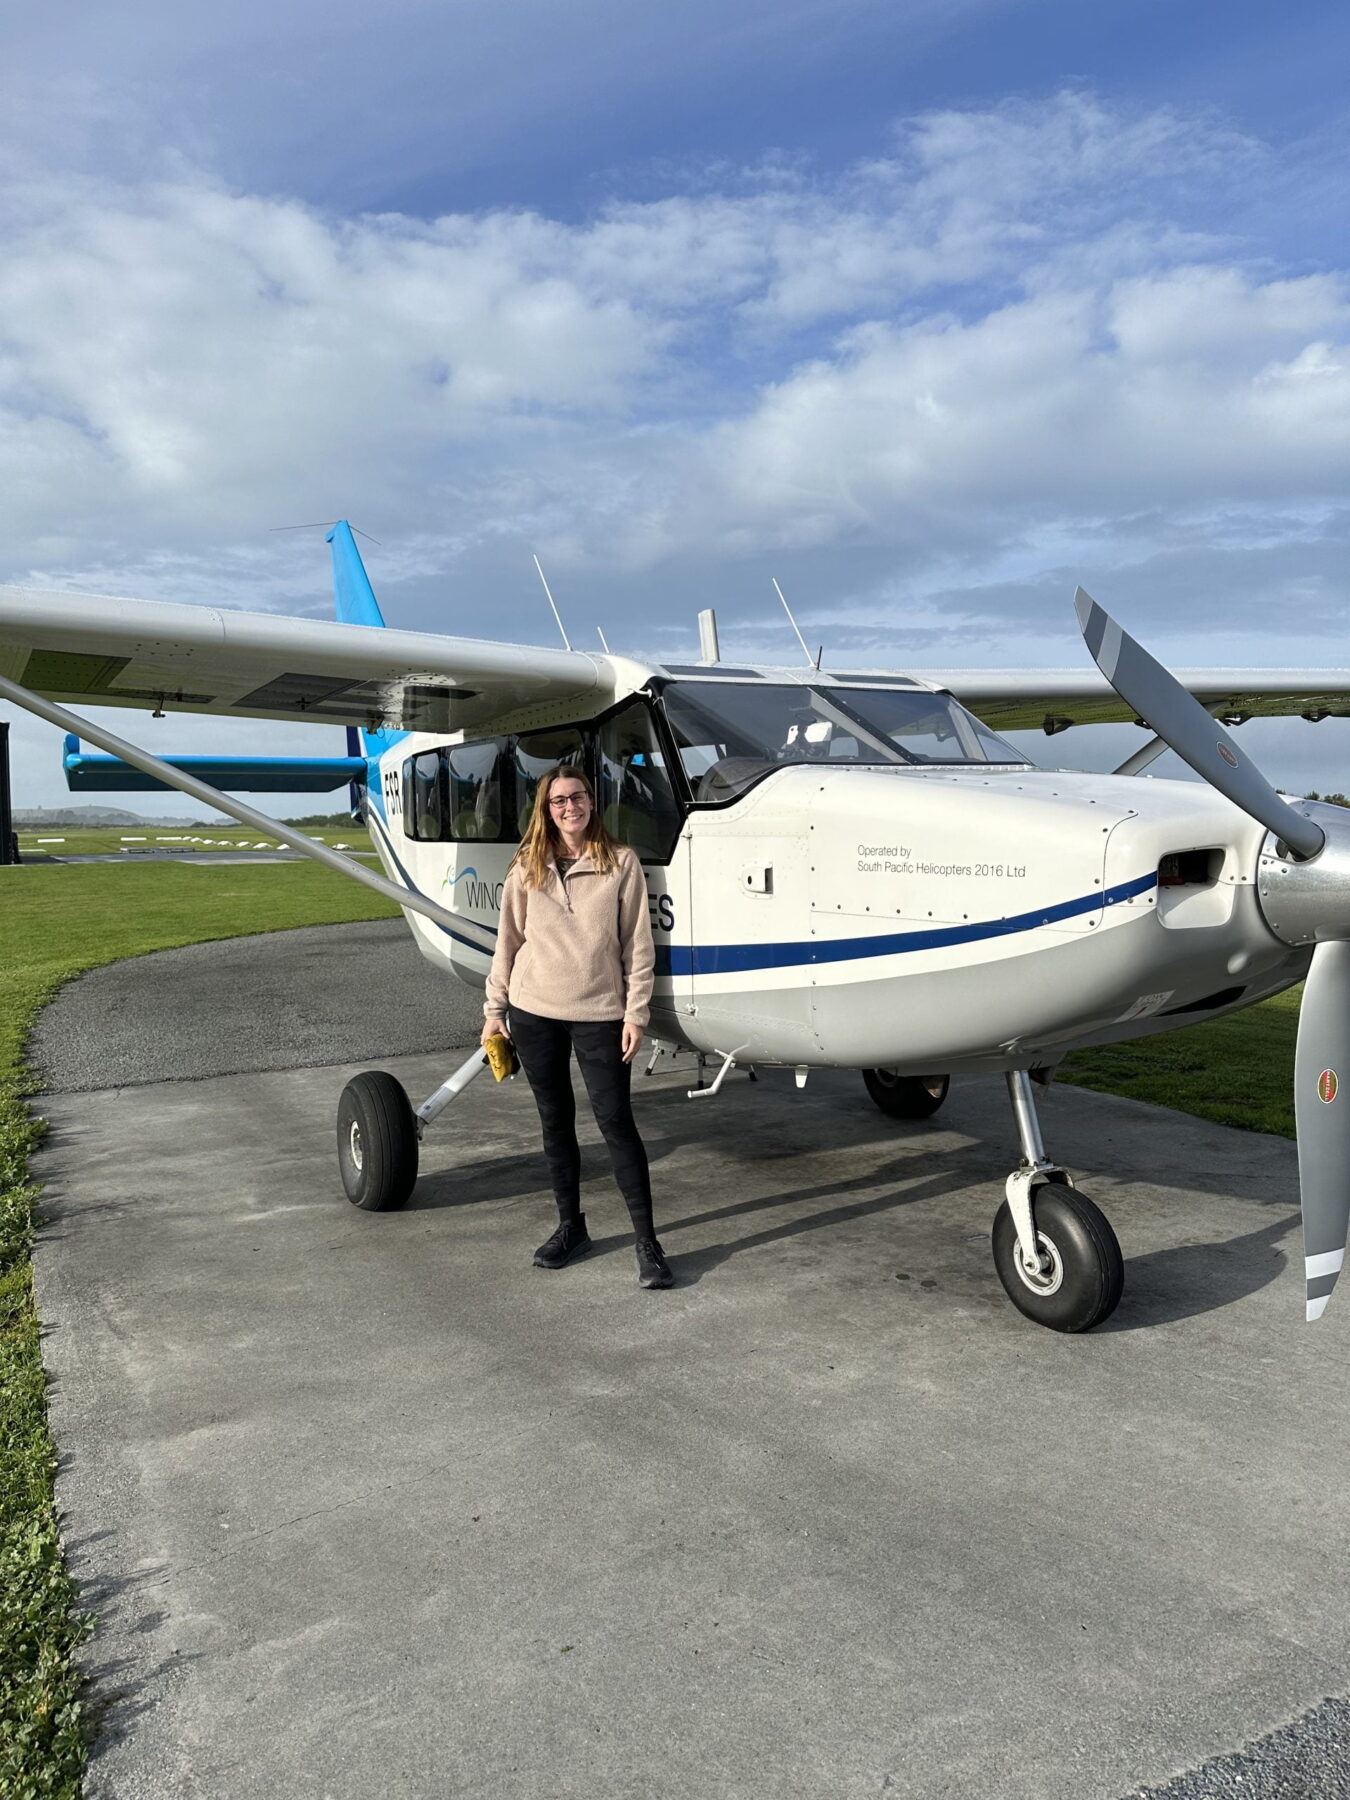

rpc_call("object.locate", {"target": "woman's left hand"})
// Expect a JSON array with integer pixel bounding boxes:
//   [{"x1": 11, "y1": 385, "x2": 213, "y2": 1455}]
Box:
[{"x1": 621, "y1": 1022, "x2": 644, "y2": 1064}]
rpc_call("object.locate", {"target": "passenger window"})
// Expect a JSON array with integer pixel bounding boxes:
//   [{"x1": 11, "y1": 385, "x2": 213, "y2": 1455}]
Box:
[
  {"x1": 596, "y1": 701, "x2": 682, "y2": 862},
  {"x1": 402, "y1": 759, "x2": 418, "y2": 839},
  {"x1": 410, "y1": 749, "x2": 446, "y2": 841},
  {"x1": 513, "y1": 728, "x2": 588, "y2": 836},
  {"x1": 447, "y1": 740, "x2": 509, "y2": 841}
]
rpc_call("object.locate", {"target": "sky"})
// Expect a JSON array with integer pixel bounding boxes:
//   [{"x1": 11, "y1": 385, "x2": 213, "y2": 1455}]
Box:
[{"x1": 2, "y1": 0, "x2": 1349, "y2": 814}]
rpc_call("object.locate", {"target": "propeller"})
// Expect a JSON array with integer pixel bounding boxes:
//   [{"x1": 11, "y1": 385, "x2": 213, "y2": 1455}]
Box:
[
  {"x1": 1295, "y1": 943, "x2": 1350, "y2": 1319},
  {"x1": 1074, "y1": 589, "x2": 1325, "y2": 861},
  {"x1": 1074, "y1": 587, "x2": 1349, "y2": 1320}
]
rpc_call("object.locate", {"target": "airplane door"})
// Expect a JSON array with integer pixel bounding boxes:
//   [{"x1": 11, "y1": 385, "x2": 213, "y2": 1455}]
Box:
[
  {"x1": 679, "y1": 802, "x2": 815, "y2": 1061},
  {"x1": 591, "y1": 699, "x2": 688, "y2": 1046}
]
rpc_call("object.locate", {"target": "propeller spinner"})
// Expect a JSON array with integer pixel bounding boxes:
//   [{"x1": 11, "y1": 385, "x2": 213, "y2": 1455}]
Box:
[{"x1": 1075, "y1": 588, "x2": 1350, "y2": 1321}]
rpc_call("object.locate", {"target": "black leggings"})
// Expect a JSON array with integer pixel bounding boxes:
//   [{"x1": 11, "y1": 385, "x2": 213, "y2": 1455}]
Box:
[{"x1": 508, "y1": 1008, "x2": 655, "y2": 1239}]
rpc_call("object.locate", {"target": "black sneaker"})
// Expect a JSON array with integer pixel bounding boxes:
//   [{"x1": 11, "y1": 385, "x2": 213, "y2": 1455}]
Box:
[
  {"x1": 635, "y1": 1237, "x2": 674, "y2": 1289},
  {"x1": 533, "y1": 1216, "x2": 591, "y2": 1269}
]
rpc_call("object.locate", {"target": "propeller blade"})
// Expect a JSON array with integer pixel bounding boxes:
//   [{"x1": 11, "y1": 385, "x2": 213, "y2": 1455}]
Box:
[
  {"x1": 1295, "y1": 941, "x2": 1350, "y2": 1320},
  {"x1": 1074, "y1": 588, "x2": 1325, "y2": 862}
]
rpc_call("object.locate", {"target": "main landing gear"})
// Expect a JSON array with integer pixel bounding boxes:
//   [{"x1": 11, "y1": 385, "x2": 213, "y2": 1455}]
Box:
[
  {"x1": 337, "y1": 1070, "x2": 419, "y2": 1210},
  {"x1": 991, "y1": 1070, "x2": 1123, "y2": 1332},
  {"x1": 336, "y1": 1046, "x2": 496, "y2": 1211},
  {"x1": 862, "y1": 1069, "x2": 949, "y2": 1119}
]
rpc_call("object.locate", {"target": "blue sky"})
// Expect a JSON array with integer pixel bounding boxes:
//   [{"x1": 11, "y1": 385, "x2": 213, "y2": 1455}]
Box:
[{"x1": 3, "y1": 0, "x2": 1349, "y2": 810}]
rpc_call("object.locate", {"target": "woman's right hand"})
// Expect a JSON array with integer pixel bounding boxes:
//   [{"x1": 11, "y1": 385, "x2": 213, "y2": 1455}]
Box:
[{"x1": 481, "y1": 1017, "x2": 510, "y2": 1046}]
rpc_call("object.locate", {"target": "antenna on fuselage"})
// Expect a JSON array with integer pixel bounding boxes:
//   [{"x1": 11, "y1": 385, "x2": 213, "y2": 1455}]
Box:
[
  {"x1": 532, "y1": 554, "x2": 573, "y2": 651},
  {"x1": 270, "y1": 521, "x2": 382, "y2": 545},
  {"x1": 772, "y1": 577, "x2": 817, "y2": 669},
  {"x1": 698, "y1": 608, "x2": 720, "y2": 664},
  {"x1": 597, "y1": 626, "x2": 612, "y2": 653}
]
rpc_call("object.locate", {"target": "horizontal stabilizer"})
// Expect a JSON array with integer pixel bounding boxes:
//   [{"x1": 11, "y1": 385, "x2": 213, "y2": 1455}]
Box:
[{"x1": 63, "y1": 735, "x2": 366, "y2": 794}]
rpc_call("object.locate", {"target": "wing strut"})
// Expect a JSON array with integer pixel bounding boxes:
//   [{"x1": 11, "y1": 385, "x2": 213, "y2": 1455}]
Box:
[{"x1": 0, "y1": 673, "x2": 464, "y2": 933}]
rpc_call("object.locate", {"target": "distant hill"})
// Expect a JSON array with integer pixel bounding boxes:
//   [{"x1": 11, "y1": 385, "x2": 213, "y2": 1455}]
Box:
[{"x1": 13, "y1": 806, "x2": 208, "y2": 827}]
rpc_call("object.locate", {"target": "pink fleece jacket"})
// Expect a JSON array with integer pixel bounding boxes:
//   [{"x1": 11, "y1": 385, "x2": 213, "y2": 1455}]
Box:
[{"x1": 484, "y1": 846, "x2": 655, "y2": 1028}]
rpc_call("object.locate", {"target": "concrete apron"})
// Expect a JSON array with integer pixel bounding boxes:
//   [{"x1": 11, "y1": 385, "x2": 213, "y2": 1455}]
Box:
[{"x1": 29, "y1": 1059, "x2": 1349, "y2": 1800}]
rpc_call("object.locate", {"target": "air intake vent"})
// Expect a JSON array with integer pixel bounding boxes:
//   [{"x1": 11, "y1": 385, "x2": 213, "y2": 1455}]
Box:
[
  {"x1": 1162, "y1": 986, "x2": 1245, "y2": 1015},
  {"x1": 1158, "y1": 849, "x2": 1220, "y2": 887}
]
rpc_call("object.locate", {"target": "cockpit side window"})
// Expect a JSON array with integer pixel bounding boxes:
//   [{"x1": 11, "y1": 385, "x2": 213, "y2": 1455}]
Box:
[{"x1": 660, "y1": 681, "x2": 1024, "y2": 804}]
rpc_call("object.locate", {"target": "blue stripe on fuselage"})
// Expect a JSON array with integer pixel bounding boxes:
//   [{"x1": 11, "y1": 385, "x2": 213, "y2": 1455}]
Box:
[
  {"x1": 351, "y1": 824, "x2": 1157, "y2": 986},
  {"x1": 660, "y1": 871, "x2": 1158, "y2": 978}
]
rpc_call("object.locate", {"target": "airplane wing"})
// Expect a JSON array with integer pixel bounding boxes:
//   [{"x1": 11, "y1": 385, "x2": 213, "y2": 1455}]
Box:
[
  {"x1": 0, "y1": 587, "x2": 609, "y2": 734},
  {"x1": 913, "y1": 668, "x2": 1350, "y2": 735},
  {"x1": 4, "y1": 569, "x2": 1346, "y2": 742}
]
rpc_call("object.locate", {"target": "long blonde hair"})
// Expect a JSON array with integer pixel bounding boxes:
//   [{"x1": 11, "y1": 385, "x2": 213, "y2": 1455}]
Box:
[{"x1": 511, "y1": 764, "x2": 624, "y2": 888}]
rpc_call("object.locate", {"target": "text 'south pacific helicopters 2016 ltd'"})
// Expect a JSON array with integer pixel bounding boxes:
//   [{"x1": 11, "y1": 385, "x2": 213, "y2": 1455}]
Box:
[{"x1": 4, "y1": 523, "x2": 1350, "y2": 1332}]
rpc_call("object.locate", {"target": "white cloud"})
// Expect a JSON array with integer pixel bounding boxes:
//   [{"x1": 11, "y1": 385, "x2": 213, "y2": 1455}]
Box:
[
  {"x1": 0, "y1": 90, "x2": 1346, "y2": 684},
  {"x1": 0, "y1": 174, "x2": 665, "y2": 561},
  {"x1": 682, "y1": 263, "x2": 1350, "y2": 531}
]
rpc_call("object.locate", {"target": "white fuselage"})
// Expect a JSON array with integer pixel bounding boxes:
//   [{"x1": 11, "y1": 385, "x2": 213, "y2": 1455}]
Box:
[{"x1": 363, "y1": 740, "x2": 1307, "y2": 1078}]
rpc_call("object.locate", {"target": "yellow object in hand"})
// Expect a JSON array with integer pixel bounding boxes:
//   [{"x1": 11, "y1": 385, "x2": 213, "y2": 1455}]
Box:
[{"x1": 484, "y1": 1033, "x2": 518, "y2": 1082}]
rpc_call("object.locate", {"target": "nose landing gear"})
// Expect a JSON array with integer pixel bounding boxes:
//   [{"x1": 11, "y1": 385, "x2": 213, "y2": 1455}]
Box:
[{"x1": 991, "y1": 1070, "x2": 1123, "y2": 1332}]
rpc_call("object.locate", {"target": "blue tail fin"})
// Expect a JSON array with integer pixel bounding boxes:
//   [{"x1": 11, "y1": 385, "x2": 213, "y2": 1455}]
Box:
[
  {"x1": 327, "y1": 522, "x2": 405, "y2": 783},
  {"x1": 327, "y1": 521, "x2": 386, "y2": 628}
]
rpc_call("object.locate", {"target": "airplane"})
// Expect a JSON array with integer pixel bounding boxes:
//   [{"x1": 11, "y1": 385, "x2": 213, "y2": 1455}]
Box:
[{"x1": 2, "y1": 521, "x2": 1348, "y2": 1334}]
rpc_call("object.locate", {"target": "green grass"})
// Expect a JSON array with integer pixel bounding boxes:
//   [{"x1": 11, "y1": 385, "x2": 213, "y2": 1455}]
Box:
[
  {"x1": 1059, "y1": 986, "x2": 1299, "y2": 1139},
  {"x1": 15, "y1": 824, "x2": 373, "y2": 858},
  {"x1": 0, "y1": 862, "x2": 395, "y2": 1797}
]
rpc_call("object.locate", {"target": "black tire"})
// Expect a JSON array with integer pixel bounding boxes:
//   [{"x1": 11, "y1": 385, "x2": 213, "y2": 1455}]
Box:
[
  {"x1": 862, "y1": 1069, "x2": 950, "y2": 1119},
  {"x1": 337, "y1": 1071, "x2": 418, "y2": 1211},
  {"x1": 991, "y1": 1184, "x2": 1123, "y2": 1332}
]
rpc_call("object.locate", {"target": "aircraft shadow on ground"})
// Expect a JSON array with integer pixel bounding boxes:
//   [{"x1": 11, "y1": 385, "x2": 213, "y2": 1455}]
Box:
[
  {"x1": 1105, "y1": 1212, "x2": 1299, "y2": 1331},
  {"x1": 586, "y1": 1163, "x2": 959, "y2": 1287},
  {"x1": 405, "y1": 1147, "x2": 558, "y2": 1212},
  {"x1": 403, "y1": 1089, "x2": 1298, "y2": 1320},
  {"x1": 635, "y1": 1073, "x2": 1298, "y2": 1200}
]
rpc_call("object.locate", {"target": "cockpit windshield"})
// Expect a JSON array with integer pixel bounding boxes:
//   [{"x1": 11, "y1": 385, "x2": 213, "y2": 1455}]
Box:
[{"x1": 660, "y1": 681, "x2": 1026, "y2": 803}]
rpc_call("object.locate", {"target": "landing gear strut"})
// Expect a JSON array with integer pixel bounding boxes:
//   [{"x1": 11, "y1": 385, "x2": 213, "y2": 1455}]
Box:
[{"x1": 991, "y1": 1070, "x2": 1123, "y2": 1332}]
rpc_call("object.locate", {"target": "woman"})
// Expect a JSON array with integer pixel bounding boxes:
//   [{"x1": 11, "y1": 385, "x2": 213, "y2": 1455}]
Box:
[{"x1": 481, "y1": 764, "x2": 673, "y2": 1288}]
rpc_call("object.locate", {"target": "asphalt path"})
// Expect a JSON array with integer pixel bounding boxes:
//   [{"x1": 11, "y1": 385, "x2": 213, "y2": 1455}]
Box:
[
  {"x1": 28, "y1": 923, "x2": 1350, "y2": 1799},
  {"x1": 31, "y1": 920, "x2": 484, "y2": 1091}
]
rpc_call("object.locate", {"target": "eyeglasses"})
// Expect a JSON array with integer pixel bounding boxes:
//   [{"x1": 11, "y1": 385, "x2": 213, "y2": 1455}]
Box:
[{"x1": 548, "y1": 793, "x2": 589, "y2": 811}]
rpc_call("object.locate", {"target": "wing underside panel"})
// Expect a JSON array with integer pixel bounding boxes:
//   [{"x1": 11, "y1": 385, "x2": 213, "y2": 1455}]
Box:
[
  {"x1": 0, "y1": 589, "x2": 608, "y2": 731},
  {"x1": 916, "y1": 669, "x2": 1350, "y2": 733}
]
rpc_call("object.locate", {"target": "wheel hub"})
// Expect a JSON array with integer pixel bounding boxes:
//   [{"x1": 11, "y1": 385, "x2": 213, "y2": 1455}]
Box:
[
  {"x1": 348, "y1": 1120, "x2": 364, "y2": 1172},
  {"x1": 1014, "y1": 1232, "x2": 1064, "y2": 1296}
]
